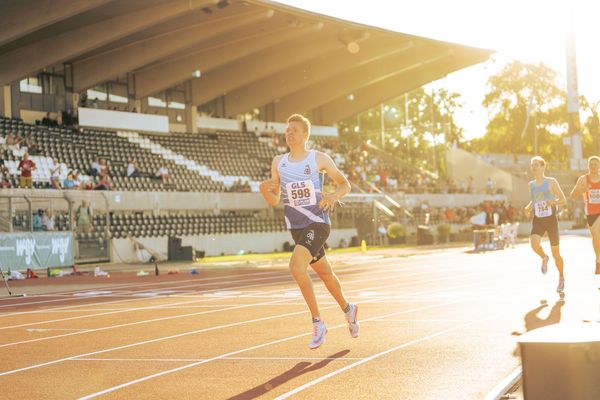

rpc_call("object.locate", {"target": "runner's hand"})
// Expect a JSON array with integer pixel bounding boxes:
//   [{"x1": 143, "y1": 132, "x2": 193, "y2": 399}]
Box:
[
  {"x1": 259, "y1": 180, "x2": 278, "y2": 193},
  {"x1": 319, "y1": 193, "x2": 341, "y2": 212}
]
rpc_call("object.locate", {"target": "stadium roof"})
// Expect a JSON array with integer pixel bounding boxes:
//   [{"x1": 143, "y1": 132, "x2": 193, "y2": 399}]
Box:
[{"x1": 0, "y1": 0, "x2": 493, "y2": 124}]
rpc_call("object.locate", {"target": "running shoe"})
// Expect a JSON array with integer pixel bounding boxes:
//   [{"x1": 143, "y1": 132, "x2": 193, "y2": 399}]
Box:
[
  {"x1": 345, "y1": 303, "x2": 359, "y2": 338},
  {"x1": 541, "y1": 255, "x2": 549, "y2": 275},
  {"x1": 556, "y1": 277, "x2": 565, "y2": 292},
  {"x1": 309, "y1": 320, "x2": 327, "y2": 349}
]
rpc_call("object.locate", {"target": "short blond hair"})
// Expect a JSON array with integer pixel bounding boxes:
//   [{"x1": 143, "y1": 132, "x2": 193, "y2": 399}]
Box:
[
  {"x1": 588, "y1": 156, "x2": 600, "y2": 163},
  {"x1": 287, "y1": 114, "x2": 311, "y2": 135},
  {"x1": 531, "y1": 156, "x2": 546, "y2": 167}
]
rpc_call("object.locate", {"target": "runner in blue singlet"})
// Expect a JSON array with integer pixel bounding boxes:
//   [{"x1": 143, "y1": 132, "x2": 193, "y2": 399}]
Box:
[
  {"x1": 524, "y1": 156, "x2": 567, "y2": 292},
  {"x1": 259, "y1": 114, "x2": 359, "y2": 349}
]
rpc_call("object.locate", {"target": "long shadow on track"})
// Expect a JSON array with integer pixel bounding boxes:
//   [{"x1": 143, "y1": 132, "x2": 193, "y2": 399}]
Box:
[{"x1": 227, "y1": 350, "x2": 350, "y2": 400}]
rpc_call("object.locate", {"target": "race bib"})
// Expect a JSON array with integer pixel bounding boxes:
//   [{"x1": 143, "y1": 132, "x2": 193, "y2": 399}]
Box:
[
  {"x1": 534, "y1": 201, "x2": 553, "y2": 218},
  {"x1": 589, "y1": 189, "x2": 600, "y2": 204},
  {"x1": 286, "y1": 180, "x2": 316, "y2": 208}
]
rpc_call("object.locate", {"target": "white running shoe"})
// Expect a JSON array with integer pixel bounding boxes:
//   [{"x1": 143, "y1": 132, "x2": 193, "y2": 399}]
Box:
[
  {"x1": 345, "y1": 303, "x2": 359, "y2": 338},
  {"x1": 309, "y1": 320, "x2": 327, "y2": 349},
  {"x1": 557, "y1": 277, "x2": 565, "y2": 293},
  {"x1": 541, "y1": 255, "x2": 549, "y2": 275}
]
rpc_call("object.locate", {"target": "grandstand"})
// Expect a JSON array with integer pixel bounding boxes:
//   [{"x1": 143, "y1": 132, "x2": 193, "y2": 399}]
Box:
[
  {"x1": 0, "y1": 0, "x2": 504, "y2": 265},
  {"x1": 4, "y1": 2, "x2": 597, "y2": 400}
]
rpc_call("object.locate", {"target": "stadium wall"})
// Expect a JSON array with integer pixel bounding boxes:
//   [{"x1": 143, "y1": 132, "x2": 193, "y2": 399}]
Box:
[
  {"x1": 110, "y1": 228, "x2": 358, "y2": 262},
  {"x1": 445, "y1": 148, "x2": 530, "y2": 205},
  {"x1": 5, "y1": 190, "x2": 509, "y2": 213}
]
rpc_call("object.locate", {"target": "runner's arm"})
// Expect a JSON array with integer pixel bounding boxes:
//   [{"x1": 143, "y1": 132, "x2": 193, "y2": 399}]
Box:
[
  {"x1": 550, "y1": 178, "x2": 567, "y2": 206},
  {"x1": 259, "y1": 156, "x2": 281, "y2": 206},
  {"x1": 316, "y1": 152, "x2": 351, "y2": 211},
  {"x1": 569, "y1": 176, "x2": 588, "y2": 200}
]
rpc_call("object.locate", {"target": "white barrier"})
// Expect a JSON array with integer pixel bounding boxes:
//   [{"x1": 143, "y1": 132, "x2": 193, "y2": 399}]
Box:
[
  {"x1": 110, "y1": 228, "x2": 357, "y2": 262},
  {"x1": 78, "y1": 108, "x2": 169, "y2": 133}
]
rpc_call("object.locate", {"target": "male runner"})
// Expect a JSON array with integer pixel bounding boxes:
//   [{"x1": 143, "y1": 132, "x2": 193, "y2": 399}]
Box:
[
  {"x1": 570, "y1": 156, "x2": 600, "y2": 274},
  {"x1": 524, "y1": 156, "x2": 568, "y2": 291},
  {"x1": 259, "y1": 114, "x2": 358, "y2": 349}
]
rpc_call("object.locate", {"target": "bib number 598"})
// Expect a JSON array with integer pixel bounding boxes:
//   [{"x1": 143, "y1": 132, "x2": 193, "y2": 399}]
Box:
[{"x1": 291, "y1": 188, "x2": 311, "y2": 199}]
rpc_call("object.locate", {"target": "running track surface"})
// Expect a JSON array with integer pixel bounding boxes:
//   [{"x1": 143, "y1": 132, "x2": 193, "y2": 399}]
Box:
[{"x1": 0, "y1": 236, "x2": 598, "y2": 399}]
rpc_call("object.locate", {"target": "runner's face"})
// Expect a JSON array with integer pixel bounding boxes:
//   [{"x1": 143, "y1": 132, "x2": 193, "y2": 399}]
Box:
[
  {"x1": 530, "y1": 160, "x2": 544, "y2": 176},
  {"x1": 285, "y1": 121, "x2": 306, "y2": 146},
  {"x1": 589, "y1": 159, "x2": 600, "y2": 175}
]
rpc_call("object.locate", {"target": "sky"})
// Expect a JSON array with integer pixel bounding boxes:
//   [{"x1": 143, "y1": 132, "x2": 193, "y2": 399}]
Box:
[{"x1": 274, "y1": 0, "x2": 600, "y2": 139}]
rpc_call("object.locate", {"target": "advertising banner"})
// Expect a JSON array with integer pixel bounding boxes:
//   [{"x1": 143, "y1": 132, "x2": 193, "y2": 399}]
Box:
[{"x1": 0, "y1": 232, "x2": 74, "y2": 269}]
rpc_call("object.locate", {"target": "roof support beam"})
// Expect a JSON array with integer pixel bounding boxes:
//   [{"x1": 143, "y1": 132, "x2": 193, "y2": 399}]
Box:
[
  {"x1": 272, "y1": 44, "x2": 442, "y2": 121},
  {"x1": 190, "y1": 29, "x2": 352, "y2": 106},
  {"x1": 0, "y1": 0, "x2": 113, "y2": 47},
  {"x1": 135, "y1": 21, "x2": 321, "y2": 99},
  {"x1": 73, "y1": 8, "x2": 272, "y2": 91},
  {"x1": 0, "y1": 0, "x2": 217, "y2": 86},
  {"x1": 224, "y1": 36, "x2": 411, "y2": 116},
  {"x1": 315, "y1": 52, "x2": 487, "y2": 124}
]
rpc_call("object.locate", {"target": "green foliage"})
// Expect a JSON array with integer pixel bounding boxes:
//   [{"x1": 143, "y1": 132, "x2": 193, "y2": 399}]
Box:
[
  {"x1": 387, "y1": 223, "x2": 406, "y2": 238},
  {"x1": 337, "y1": 87, "x2": 463, "y2": 176},
  {"x1": 466, "y1": 60, "x2": 569, "y2": 163},
  {"x1": 580, "y1": 96, "x2": 600, "y2": 157}
]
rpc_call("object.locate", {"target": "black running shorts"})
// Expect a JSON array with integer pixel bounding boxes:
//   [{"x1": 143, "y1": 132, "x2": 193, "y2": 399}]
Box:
[
  {"x1": 290, "y1": 223, "x2": 331, "y2": 264},
  {"x1": 530, "y1": 215, "x2": 559, "y2": 246}
]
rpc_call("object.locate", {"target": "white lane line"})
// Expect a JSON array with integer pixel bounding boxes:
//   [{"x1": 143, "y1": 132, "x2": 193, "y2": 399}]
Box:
[
  {"x1": 2, "y1": 248, "x2": 465, "y2": 312},
  {"x1": 72, "y1": 356, "x2": 364, "y2": 362},
  {"x1": 0, "y1": 265, "x2": 398, "y2": 329},
  {"x1": 0, "y1": 260, "x2": 395, "y2": 316},
  {"x1": 0, "y1": 291, "x2": 463, "y2": 379},
  {"x1": 0, "y1": 271, "x2": 293, "y2": 310},
  {"x1": 0, "y1": 298, "x2": 291, "y2": 348},
  {"x1": 0, "y1": 254, "x2": 467, "y2": 310},
  {"x1": 0, "y1": 258, "x2": 477, "y2": 329},
  {"x1": 0, "y1": 268, "x2": 306, "y2": 318},
  {"x1": 273, "y1": 317, "x2": 491, "y2": 399},
  {"x1": 0, "y1": 298, "x2": 306, "y2": 378},
  {"x1": 26, "y1": 328, "x2": 90, "y2": 332},
  {"x1": 76, "y1": 300, "x2": 466, "y2": 400},
  {"x1": 0, "y1": 266, "x2": 496, "y2": 346},
  {"x1": 0, "y1": 296, "x2": 266, "y2": 331},
  {"x1": 0, "y1": 261, "x2": 501, "y2": 378},
  {"x1": 149, "y1": 302, "x2": 335, "y2": 308},
  {"x1": 2, "y1": 254, "x2": 462, "y2": 306},
  {"x1": 368, "y1": 319, "x2": 474, "y2": 322},
  {"x1": 483, "y1": 367, "x2": 522, "y2": 400},
  {"x1": 0, "y1": 268, "x2": 291, "y2": 300},
  {"x1": 31, "y1": 309, "x2": 141, "y2": 313}
]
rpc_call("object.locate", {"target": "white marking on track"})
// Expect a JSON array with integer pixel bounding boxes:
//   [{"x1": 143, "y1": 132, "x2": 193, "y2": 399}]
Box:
[
  {"x1": 71, "y1": 356, "x2": 364, "y2": 362},
  {"x1": 75, "y1": 301, "x2": 466, "y2": 400},
  {"x1": 273, "y1": 317, "x2": 491, "y2": 399},
  {"x1": 73, "y1": 291, "x2": 113, "y2": 297},
  {"x1": 26, "y1": 328, "x2": 89, "y2": 332}
]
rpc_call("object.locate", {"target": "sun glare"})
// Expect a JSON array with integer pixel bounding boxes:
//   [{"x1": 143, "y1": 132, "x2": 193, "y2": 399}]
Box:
[{"x1": 276, "y1": 0, "x2": 600, "y2": 138}]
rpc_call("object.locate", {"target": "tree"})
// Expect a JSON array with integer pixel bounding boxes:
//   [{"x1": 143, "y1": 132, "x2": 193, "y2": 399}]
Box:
[
  {"x1": 337, "y1": 87, "x2": 463, "y2": 174},
  {"x1": 466, "y1": 61, "x2": 569, "y2": 163},
  {"x1": 580, "y1": 96, "x2": 600, "y2": 156}
]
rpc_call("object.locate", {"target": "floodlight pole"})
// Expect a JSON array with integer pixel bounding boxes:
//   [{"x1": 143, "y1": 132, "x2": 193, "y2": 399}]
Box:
[{"x1": 566, "y1": 10, "x2": 583, "y2": 170}]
